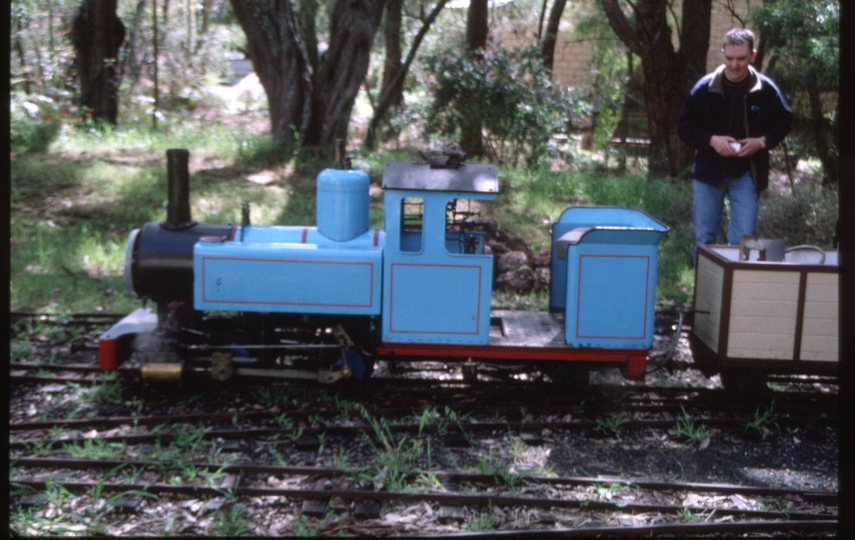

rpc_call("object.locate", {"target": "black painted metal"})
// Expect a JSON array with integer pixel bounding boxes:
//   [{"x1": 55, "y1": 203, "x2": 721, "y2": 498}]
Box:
[{"x1": 163, "y1": 148, "x2": 195, "y2": 230}]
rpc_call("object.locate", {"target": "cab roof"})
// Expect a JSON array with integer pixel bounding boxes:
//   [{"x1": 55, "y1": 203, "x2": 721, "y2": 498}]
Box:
[{"x1": 381, "y1": 162, "x2": 498, "y2": 194}]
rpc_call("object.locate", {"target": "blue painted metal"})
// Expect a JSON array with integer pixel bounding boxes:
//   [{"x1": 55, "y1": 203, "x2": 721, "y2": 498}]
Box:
[
  {"x1": 550, "y1": 207, "x2": 666, "y2": 311},
  {"x1": 194, "y1": 226, "x2": 384, "y2": 315},
  {"x1": 554, "y1": 208, "x2": 669, "y2": 349},
  {"x1": 381, "y1": 163, "x2": 496, "y2": 345},
  {"x1": 317, "y1": 168, "x2": 370, "y2": 242}
]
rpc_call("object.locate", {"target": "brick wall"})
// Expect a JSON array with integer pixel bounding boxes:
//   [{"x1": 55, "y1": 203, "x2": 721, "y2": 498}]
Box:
[{"x1": 550, "y1": 0, "x2": 759, "y2": 90}]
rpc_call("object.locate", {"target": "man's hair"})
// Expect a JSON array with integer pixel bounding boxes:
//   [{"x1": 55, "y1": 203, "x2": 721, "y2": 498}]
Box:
[{"x1": 722, "y1": 28, "x2": 755, "y2": 51}]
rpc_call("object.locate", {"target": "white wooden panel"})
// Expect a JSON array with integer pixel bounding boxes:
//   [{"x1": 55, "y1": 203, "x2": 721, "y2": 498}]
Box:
[
  {"x1": 802, "y1": 301, "x2": 838, "y2": 321},
  {"x1": 730, "y1": 300, "x2": 800, "y2": 318},
  {"x1": 693, "y1": 257, "x2": 724, "y2": 352},
  {"x1": 729, "y1": 315, "x2": 798, "y2": 335},
  {"x1": 730, "y1": 271, "x2": 800, "y2": 300},
  {"x1": 800, "y1": 273, "x2": 839, "y2": 362},
  {"x1": 802, "y1": 317, "x2": 838, "y2": 336},
  {"x1": 727, "y1": 270, "x2": 799, "y2": 359},
  {"x1": 727, "y1": 333, "x2": 795, "y2": 359},
  {"x1": 805, "y1": 273, "x2": 838, "y2": 302},
  {"x1": 800, "y1": 335, "x2": 838, "y2": 362}
]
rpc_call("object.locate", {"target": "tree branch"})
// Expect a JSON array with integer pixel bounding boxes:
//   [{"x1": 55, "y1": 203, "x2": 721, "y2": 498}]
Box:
[
  {"x1": 363, "y1": 0, "x2": 450, "y2": 149},
  {"x1": 598, "y1": 0, "x2": 643, "y2": 57}
]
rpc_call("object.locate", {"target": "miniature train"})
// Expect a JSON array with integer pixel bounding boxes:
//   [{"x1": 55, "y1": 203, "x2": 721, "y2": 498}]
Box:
[
  {"x1": 99, "y1": 148, "x2": 671, "y2": 386},
  {"x1": 98, "y1": 149, "x2": 838, "y2": 390}
]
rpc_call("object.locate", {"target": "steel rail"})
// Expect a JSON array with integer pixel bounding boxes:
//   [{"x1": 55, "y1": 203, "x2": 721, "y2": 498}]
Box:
[
  {"x1": 10, "y1": 457, "x2": 839, "y2": 503},
  {"x1": 10, "y1": 312, "x2": 124, "y2": 324},
  {"x1": 389, "y1": 521, "x2": 838, "y2": 537},
  {"x1": 9, "y1": 478, "x2": 836, "y2": 523}
]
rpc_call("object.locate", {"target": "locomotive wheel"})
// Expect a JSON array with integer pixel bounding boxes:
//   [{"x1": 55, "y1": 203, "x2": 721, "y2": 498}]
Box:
[
  {"x1": 720, "y1": 368, "x2": 767, "y2": 395},
  {"x1": 335, "y1": 348, "x2": 375, "y2": 381},
  {"x1": 210, "y1": 352, "x2": 235, "y2": 381}
]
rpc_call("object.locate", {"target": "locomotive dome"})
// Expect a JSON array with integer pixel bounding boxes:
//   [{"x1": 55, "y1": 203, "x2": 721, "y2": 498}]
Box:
[{"x1": 316, "y1": 168, "x2": 370, "y2": 242}]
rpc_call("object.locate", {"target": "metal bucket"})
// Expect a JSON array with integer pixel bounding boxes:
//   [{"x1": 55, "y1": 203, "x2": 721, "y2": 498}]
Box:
[{"x1": 739, "y1": 235, "x2": 786, "y2": 262}]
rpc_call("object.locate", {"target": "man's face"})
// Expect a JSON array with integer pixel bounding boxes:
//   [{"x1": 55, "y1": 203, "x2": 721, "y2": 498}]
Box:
[{"x1": 722, "y1": 43, "x2": 755, "y2": 83}]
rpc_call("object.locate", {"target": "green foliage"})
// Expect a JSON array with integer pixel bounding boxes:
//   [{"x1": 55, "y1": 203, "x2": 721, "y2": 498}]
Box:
[
  {"x1": 750, "y1": 0, "x2": 838, "y2": 175},
  {"x1": 10, "y1": 91, "x2": 68, "y2": 153},
  {"x1": 63, "y1": 438, "x2": 127, "y2": 460},
  {"x1": 746, "y1": 400, "x2": 779, "y2": 435},
  {"x1": 10, "y1": 340, "x2": 34, "y2": 362},
  {"x1": 596, "y1": 412, "x2": 630, "y2": 438},
  {"x1": 210, "y1": 503, "x2": 252, "y2": 536},
  {"x1": 575, "y1": 12, "x2": 634, "y2": 152},
  {"x1": 423, "y1": 44, "x2": 575, "y2": 167},
  {"x1": 675, "y1": 407, "x2": 711, "y2": 444},
  {"x1": 170, "y1": 424, "x2": 209, "y2": 454},
  {"x1": 468, "y1": 504, "x2": 497, "y2": 532},
  {"x1": 72, "y1": 372, "x2": 125, "y2": 405},
  {"x1": 757, "y1": 185, "x2": 838, "y2": 247},
  {"x1": 750, "y1": 0, "x2": 838, "y2": 93},
  {"x1": 360, "y1": 405, "x2": 426, "y2": 492},
  {"x1": 678, "y1": 507, "x2": 703, "y2": 523}
]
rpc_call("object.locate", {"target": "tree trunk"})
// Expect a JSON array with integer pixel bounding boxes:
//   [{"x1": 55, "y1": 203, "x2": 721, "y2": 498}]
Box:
[
  {"x1": 71, "y1": 0, "x2": 126, "y2": 125},
  {"x1": 598, "y1": 0, "x2": 709, "y2": 178},
  {"x1": 304, "y1": 0, "x2": 387, "y2": 148},
  {"x1": 123, "y1": 0, "x2": 147, "y2": 95},
  {"x1": 809, "y1": 87, "x2": 838, "y2": 185},
  {"x1": 540, "y1": 0, "x2": 568, "y2": 73},
  {"x1": 466, "y1": 0, "x2": 489, "y2": 50},
  {"x1": 229, "y1": 0, "x2": 312, "y2": 147},
  {"x1": 381, "y1": 0, "x2": 404, "y2": 110},
  {"x1": 460, "y1": 0, "x2": 489, "y2": 157}
]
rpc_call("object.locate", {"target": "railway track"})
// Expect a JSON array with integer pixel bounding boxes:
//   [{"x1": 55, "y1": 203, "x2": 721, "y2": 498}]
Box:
[{"x1": 10, "y1": 312, "x2": 839, "y2": 535}]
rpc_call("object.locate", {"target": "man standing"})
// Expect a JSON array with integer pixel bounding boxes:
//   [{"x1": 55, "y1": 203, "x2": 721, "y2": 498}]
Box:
[{"x1": 677, "y1": 28, "x2": 793, "y2": 264}]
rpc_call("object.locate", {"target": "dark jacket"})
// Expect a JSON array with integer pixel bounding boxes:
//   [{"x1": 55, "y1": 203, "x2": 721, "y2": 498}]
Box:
[{"x1": 677, "y1": 65, "x2": 793, "y2": 192}]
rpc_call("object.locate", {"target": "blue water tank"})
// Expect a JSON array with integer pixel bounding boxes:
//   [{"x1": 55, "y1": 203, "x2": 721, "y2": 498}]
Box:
[
  {"x1": 553, "y1": 207, "x2": 669, "y2": 349},
  {"x1": 317, "y1": 168, "x2": 370, "y2": 242}
]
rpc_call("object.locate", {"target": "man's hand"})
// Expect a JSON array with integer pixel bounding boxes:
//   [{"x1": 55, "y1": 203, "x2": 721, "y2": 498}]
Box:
[
  {"x1": 710, "y1": 135, "x2": 765, "y2": 157},
  {"x1": 735, "y1": 136, "x2": 766, "y2": 157},
  {"x1": 710, "y1": 135, "x2": 739, "y2": 156}
]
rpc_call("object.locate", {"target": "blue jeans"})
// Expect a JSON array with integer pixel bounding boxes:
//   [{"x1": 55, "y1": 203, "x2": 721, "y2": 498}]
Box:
[{"x1": 693, "y1": 171, "x2": 759, "y2": 264}]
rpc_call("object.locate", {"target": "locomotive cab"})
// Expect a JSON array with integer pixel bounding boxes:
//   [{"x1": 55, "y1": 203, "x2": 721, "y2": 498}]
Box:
[{"x1": 380, "y1": 162, "x2": 498, "y2": 346}]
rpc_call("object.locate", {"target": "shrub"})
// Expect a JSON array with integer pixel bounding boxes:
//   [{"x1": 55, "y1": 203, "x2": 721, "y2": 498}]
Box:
[
  {"x1": 422, "y1": 44, "x2": 579, "y2": 168},
  {"x1": 10, "y1": 91, "x2": 66, "y2": 153},
  {"x1": 757, "y1": 185, "x2": 838, "y2": 247}
]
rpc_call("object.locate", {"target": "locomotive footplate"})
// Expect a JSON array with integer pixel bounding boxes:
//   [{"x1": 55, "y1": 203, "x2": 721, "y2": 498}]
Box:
[{"x1": 376, "y1": 310, "x2": 648, "y2": 380}]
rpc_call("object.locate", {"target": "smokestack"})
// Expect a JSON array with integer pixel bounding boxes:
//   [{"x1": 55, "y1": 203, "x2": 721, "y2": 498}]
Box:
[{"x1": 163, "y1": 148, "x2": 195, "y2": 229}]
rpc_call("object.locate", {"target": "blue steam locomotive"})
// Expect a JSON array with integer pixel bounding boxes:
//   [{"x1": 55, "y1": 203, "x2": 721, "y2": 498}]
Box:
[{"x1": 99, "y1": 149, "x2": 669, "y2": 386}]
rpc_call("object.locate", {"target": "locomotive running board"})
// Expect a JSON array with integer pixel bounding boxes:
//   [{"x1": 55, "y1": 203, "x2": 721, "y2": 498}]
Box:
[
  {"x1": 376, "y1": 309, "x2": 648, "y2": 379},
  {"x1": 375, "y1": 343, "x2": 647, "y2": 379}
]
